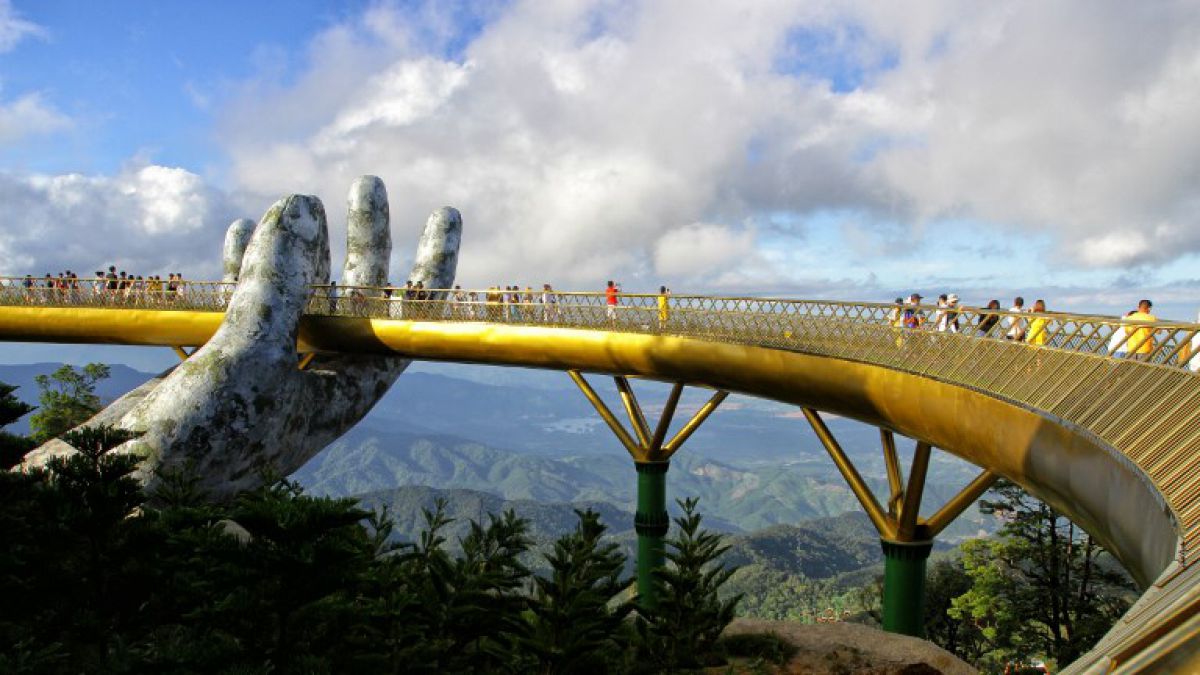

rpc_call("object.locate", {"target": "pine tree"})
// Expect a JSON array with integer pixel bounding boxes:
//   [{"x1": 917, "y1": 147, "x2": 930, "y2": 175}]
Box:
[
  {"x1": 29, "y1": 363, "x2": 110, "y2": 442},
  {"x1": 0, "y1": 380, "x2": 34, "y2": 469},
  {"x1": 636, "y1": 498, "x2": 741, "y2": 671},
  {"x1": 948, "y1": 480, "x2": 1134, "y2": 669},
  {"x1": 518, "y1": 509, "x2": 634, "y2": 675}
]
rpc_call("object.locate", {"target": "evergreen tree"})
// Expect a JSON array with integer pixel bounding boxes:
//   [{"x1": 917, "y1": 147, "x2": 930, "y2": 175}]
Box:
[
  {"x1": 29, "y1": 363, "x2": 110, "y2": 442},
  {"x1": 924, "y1": 558, "x2": 986, "y2": 663},
  {"x1": 948, "y1": 480, "x2": 1134, "y2": 669},
  {"x1": 518, "y1": 509, "x2": 634, "y2": 675},
  {"x1": 0, "y1": 380, "x2": 34, "y2": 469},
  {"x1": 636, "y1": 498, "x2": 741, "y2": 671}
]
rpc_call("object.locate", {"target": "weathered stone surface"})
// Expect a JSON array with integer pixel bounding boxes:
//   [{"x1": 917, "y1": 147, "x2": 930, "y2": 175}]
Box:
[
  {"x1": 23, "y1": 177, "x2": 461, "y2": 500},
  {"x1": 222, "y1": 218, "x2": 256, "y2": 282}
]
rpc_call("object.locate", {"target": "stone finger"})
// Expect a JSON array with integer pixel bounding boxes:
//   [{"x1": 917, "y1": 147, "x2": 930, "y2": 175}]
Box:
[
  {"x1": 340, "y1": 176, "x2": 390, "y2": 291},
  {"x1": 222, "y1": 218, "x2": 256, "y2": 283},
  {"x1": 409, "y1": 206, "x2": 462, "y2": 290}
]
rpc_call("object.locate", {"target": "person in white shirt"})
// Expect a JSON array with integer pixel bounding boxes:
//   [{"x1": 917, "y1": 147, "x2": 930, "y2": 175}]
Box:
[{"x1": 1005, "y1": 296, "x2": 1026, "y2": 341}]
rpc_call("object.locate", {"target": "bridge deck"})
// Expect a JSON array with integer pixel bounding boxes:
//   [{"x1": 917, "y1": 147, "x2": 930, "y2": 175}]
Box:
[{"x1": 1, "y1": 280, "x2": 1198, "y2": 672}]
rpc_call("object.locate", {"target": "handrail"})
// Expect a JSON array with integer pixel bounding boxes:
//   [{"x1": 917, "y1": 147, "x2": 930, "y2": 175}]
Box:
[{"x1": 2, "y1": 276, "x2": 1197, "y2": 371}]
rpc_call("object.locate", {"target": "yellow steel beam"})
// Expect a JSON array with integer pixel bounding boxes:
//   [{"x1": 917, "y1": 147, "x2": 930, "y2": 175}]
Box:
[
  {"x1": 897, "y1": 441, "x2": 932, "y2": 541},
  {"x1": 802, "y1": 408, "x2": 894, "y2": 539},
  {"x1": 923, "y1": 469, "x2": 1000, "y2": 538},
  {"x1": 614, "y1": 376, "x2": 652, "y2": 449},
  {"x1": 0, "y1": 308, "x2": 1178, "y2": 590},
  {"x1": 880, "y1": 429, "x2": 904, "y2": 517},
  {"x1": 297, "y1": 352, "x2": 316, "y2": 371},
  {"x1": 661, "y1": 390, "x2": 728, "y2": 459},
  {"x1": 567, "y1": 370, "x2": 642, "y2": 459},
  {"x1": 171, "y1": 345, "x2": 192, "y2": 362},
  {"x1": 650, "y1": 382, "x2": 684, "y2": 452}
]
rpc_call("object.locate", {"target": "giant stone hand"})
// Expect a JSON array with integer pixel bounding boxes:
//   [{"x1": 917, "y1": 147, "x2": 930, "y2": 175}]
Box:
[{"x1": 24, "y1": 177, "x2": 462, "y2": 498}]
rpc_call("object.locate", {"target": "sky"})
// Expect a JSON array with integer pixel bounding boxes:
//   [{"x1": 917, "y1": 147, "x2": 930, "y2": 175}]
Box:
[{"x1": 3, "y1": 0, "x2": 1200, "y2": 368}]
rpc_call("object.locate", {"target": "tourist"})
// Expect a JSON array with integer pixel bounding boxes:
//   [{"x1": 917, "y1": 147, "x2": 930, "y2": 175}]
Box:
[
  {"x1": 1005, "y1": 297, "x2": 1026, "y2": 341},
  {"x1": 1108, "y1": 311, "x2": 1135, "y2": 358},
  {"x1": 933, "y1": 294, "x2": 949, "y2": 331},
  {"x1": 902, "y1": 293, "x2": 924, "y2": 329},
  {"x1": 978, "y1": 300, "x2": 1002, "y2": 336},
  {"x1": 658, "y1": 286, "x2": 670, "y2": 331},
  {"x1": 1125, "y1": 299, "x2": 1157, "y2": 360},
  {"x1": 888, "y1": 298, "x2": 904, "y2": 328},
  {"x1": 1028, "y1": 300, "x2": 1049, "y2": 346},
  {"x1": 327, "y1": 280, "x2": 337, "y2": 313},
  {"x1": 542, "y1": 284, "x2": 559, "y2": 322},
  {"x1": 605, "y1": 280, "x2": 619, "y2": 326}
]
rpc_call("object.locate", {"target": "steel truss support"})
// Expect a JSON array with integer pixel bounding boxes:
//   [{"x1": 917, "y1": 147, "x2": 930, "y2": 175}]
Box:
[
  {"x1": 802, "y1": 410, "x2": 999, "y2": 637},
  {"x1": 171, "y1": 345, "x2": 193, "y2": 362},
  {"x1": 568, "y1": 371, "x2": 728, "y2": 608}
]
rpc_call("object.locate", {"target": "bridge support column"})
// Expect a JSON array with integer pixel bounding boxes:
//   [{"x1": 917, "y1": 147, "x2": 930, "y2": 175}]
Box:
[
  {"x1": 635, "y1": 461, "x2": 670, "y2": 608},
  {"x1": 801, "y1": 410, "x2": 998, "y2": 639},
  {"x1": 568, "y1": 371, "x2": 728, "y2": 611},
  {"x1": 881, "y1": 539, "x2": 933, "y2": 636}
]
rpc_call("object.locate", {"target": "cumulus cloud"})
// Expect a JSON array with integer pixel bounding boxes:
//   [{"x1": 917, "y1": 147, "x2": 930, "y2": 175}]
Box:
[
  {"x1": 0, "y1": 164, "x2": 239, "y2": 278},
  {"x1": 0, "y1": 0, "x2": 43, "y2": 53},
  {"x1": 2, "y1": 0, "x2": 1186, "y2": 297},
  {"x1": 213, "y1": 0, "x2": 1200, "y2": 286},
  {"x1": 0, "y1": 91, "x2": 71, "y2": 143},
  {"x1": 654, "y1": 223, "x2": 755, "y2": 278},
  {"x1": 218, "y1": 1, "x2": 873, "y2": 287}
]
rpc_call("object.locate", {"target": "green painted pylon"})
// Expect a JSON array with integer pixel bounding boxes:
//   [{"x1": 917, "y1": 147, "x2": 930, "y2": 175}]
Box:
[
  {"x1": 634, "y1": 461, "x2": 670, "y2": 609},
  {"x1": 880, "y1": 539, "x2": 934, "y2": 637}
]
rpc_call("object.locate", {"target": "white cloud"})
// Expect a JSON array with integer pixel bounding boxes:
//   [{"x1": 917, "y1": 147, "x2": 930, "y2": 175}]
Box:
[
  {"x1": 0, "y1": 0, "x2": 43, "y2": 53},
  {"x1": 12, "y1": 0, "x2": 1198, "y2": 295},
  {"x1": 0, "y1": 164, "x2": 238, "y2": 278},
  {"x1": 654, "y1": 223, "x2": 755, "y2": 278},
  {"x1": 0, "y1": 91, "x2": 70, "y2": 143}
]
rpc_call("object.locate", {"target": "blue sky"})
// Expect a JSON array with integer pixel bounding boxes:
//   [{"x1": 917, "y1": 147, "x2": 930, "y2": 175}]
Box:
[{"x1": 3, "y1": 0, "x2": 1200, "y2": 368}]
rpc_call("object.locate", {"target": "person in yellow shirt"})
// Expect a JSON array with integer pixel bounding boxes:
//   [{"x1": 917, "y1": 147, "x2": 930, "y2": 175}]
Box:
[
  {"x1": 657, "y1": 286, "x2": 670, "y2": 331},
  {"x1": 1125, "y1": 299, "x2": 1158, "y2": 359},
  {"x1": 1028, "y1": 299, "x2": 1050, "y2": 346}
]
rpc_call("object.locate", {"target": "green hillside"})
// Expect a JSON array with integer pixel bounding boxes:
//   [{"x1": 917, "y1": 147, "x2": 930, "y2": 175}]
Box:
[
  {"x1": 348, "y1": 484, "x2": 934, "y2": 623},
  {"x1": 298, "y1": 430, "x2": 995, "y2": 540}
]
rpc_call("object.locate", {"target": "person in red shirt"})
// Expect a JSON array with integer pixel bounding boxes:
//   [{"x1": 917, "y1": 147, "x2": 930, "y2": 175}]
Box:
[{"x1": 605, "y1": 280, "x2": 619, "y2": 325}]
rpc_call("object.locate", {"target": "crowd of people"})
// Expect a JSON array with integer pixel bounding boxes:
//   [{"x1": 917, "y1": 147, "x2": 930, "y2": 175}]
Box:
[
  {"x1": 8, "y1": 270, "x2": 1198, "y2": 370},
  {"x1": 887, "y1": 292, "x2": 1196, "y2": 370},
  {"x1": 19, "y1": 266, "x2": 187, "y2": 299}
]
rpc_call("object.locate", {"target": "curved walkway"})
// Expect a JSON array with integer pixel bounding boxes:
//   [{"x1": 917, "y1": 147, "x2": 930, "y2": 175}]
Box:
[{"x1": 1, "y1": 280, "x2": 1197, "y2": 672}]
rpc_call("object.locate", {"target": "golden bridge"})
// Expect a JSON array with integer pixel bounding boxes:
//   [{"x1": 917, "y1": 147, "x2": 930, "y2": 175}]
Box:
[{"x1": 2, "y1": 279, "x2": 1198, "y2": 673}]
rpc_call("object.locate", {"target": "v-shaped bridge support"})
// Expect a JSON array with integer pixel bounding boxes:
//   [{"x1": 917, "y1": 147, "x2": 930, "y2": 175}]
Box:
[
  {"x1": 802, "y1": 409, "x2": 998, "y2": 637},
  {"x1": 568, "y1": 371, "x2": 728, "y2": 609}
]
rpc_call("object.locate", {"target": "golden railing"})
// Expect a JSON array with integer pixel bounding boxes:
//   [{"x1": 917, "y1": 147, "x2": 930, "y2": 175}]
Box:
[{"x1": 4, "y1": 277, "x2": 1198, "y2": 371}]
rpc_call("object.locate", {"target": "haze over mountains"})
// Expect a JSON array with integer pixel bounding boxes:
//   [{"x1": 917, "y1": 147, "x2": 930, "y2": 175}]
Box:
[{"x1": 1, "y1": 361, "x2": 994, "y2": 541}]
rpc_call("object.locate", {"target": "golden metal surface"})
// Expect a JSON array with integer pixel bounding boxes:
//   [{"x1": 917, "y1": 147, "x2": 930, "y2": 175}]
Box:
[
  {"x1": 614, "y1": 376, "x2": 653, "y2": 448},
  {"x1": 803, "y1": 409, "x2": 895, "y2": 539},
  {"x1": 650, "y1": 382, "x2": 684, "y2": 452},
  {"x1": 567, "y1": 371, "x2": 722, "y2": 464},
  {"x1": 881, "y1": 429, "x2": 904, "y2": 517},
  {"x1": 924, "y1": 470, "x2": 999, "y2": 538},
  {"x1": 568, "y1": 371, "x2": 641, "y2": 457},
  {"x1": 661, "y1": 390, "x2": 727, "y2": 457},
  {"x1": 897, "y1": 441, "x2": 932, "y2": 541},
  {"x1": 297, "y1": 352, "x2": 316, "y2": 371},
  {"x1": 1, "y1": 285, "x2": 1199, "y2": 670}
]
